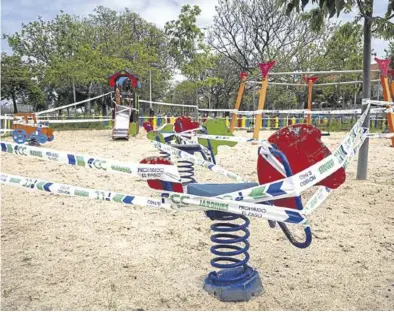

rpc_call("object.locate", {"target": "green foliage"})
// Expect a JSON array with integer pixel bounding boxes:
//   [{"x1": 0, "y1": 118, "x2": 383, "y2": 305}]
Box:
[
  {"x1": 165, "y1": 5, "x2": 224, "y2": 109},
  {"x1": 385, "y1": 42, "x2": 394, "y2": 64},
  {"x1": 1, "y1": 53, "x2": 45, "y2": 112},
  {"x1": 280, "y1": 0, "x2": 394, "y2": 39},
  {"x1": 165, "y1": 5, "x2": 204, "y2": 67},
  {"x1": 3, "y1": 6, "x2": 173, "y2": 112}
]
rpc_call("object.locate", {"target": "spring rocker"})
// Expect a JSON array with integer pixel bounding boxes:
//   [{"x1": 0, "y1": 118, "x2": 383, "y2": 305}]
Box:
[
  {"x1": 143, "y1": 115, "x2": 237, "y2": 164},
  {"x1": 108, "y1": 70, "x2": 141, "y2": 139},
  {"x1": 11, "y1": 113, "x2": 54, "y2": 145},
  {"x1": 143, "y1": 121, "x2": 346, "y2": 302}
]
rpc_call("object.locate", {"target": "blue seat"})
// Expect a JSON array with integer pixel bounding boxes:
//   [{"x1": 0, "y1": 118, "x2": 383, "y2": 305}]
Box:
[{"x1": 186, "y1": 182, "x2": 258, "y2": 197}]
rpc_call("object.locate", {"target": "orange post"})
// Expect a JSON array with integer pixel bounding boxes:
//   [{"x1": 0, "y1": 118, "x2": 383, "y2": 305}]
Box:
[
  {"x1": 303, "y1": 76, "x2": 318, "y2": 124},
  {"x1": 388, "y1": 69, "x2": 394, "y2": 99},
  {"x1": 375, "y1": 58, "x2": 394, "y2": 147},
  {"x1": 230, "y1": 72, "x2": 248, "y2": 132},
  {"x1": 253, "y1": 61, "x2": 276, "y2": 140}
]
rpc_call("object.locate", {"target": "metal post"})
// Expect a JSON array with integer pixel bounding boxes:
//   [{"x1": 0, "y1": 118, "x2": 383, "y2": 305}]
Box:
[
  {"x1": 356, "y1": 1, "x2": 373, "y2": 180},
  {"x1": 149, "y1": 68, "x2": 152, "y2": 109}
]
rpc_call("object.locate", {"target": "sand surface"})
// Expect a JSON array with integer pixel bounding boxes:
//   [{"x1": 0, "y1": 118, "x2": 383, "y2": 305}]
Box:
[{"x1": 1, "y1": 129, "x2": 393, "y2": 310}]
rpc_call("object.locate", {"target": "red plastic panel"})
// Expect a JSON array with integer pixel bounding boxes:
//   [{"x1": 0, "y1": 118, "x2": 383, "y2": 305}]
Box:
[
  {"x1": 257, "y1": 124, "x2": 346, "y2": 209},
  {"x1": 259, "y1": 61, "x2": 276, "y2": 78},
  {"x1": 173, "y1": 116, "x2": 200, "y2": 133},
  {"x1": 240, "y1": 72, "x2": 248, "y2": 80},
  {"x1": 108, "y1": 70, "x2": 139, "y2": 87},
  {"x1": 374, "y1": 58, "x2": 391, "y2": 77},
  {"x1": 143, "y1": 121, "x2": 153, "y2": 132},
  {"x1": 140, "y1": 157, "x2": 183, "y2": 193},
  {"x1": 303, "y1": 76, "x2": 318, "y2": 84}
]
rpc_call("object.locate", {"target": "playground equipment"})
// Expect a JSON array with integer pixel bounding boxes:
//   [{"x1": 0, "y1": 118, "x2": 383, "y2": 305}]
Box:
[
  {"x1": 375, "y1": 58, "x2": 394, "y2": 147},
  {"x1": 0, "y1": 102, "x2": 369, "y2": 301},
  {"x1": 3, "y1": 66, "x2": 390, "y2": 302},
  {"x1": 229, "y1": 72, "x2": 249, "y2": 132},
  {"x1": 304, "y1": 76, "x2": 319, "y2": 124},
  {"x1": 143, "y1": 115, "x2": 238, "y2": 162},
  {"x1": 108, "y1": 70, "x2": 141, "y2": 139},
  {"x1": 11, "y1": 113, "x2": 54, "y2": 144},
  {"x1": 143, "y1": 119, "x2": 352, "y2": 301}
]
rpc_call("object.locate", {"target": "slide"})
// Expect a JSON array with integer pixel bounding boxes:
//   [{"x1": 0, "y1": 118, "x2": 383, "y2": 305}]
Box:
[{"x1": 112, "y1": 104, "x2": 132, "y2": 140}]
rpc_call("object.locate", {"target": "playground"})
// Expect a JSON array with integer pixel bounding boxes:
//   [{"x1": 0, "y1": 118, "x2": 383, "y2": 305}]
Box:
[{"x1": 1, "y1": 129, "x2": 393, "y2": 310}]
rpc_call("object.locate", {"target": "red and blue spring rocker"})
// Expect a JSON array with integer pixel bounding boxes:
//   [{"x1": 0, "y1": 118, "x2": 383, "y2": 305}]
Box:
[{"x1": 144, "y1": 120, "x2": 346, "y2": 302}]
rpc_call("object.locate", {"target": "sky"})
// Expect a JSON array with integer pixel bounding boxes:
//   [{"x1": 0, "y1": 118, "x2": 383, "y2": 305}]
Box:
[{"x1": 0, "y1": 0, "x2": 391, "y2": 59}]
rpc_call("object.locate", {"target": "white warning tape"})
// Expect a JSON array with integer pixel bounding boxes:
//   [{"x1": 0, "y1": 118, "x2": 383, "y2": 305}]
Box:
[
  {"x1": 35, "y1": 92, "x2": 112, "y2": 116},
  {"x1": 0, "y1": 172, "x2": 307, "y2": 225},
  {"x1": 0, "y1": 141, "x2": 181, "y2": 183},
  {"x1": 151, "y1": 140, "x2": 248, "y2": 182}
]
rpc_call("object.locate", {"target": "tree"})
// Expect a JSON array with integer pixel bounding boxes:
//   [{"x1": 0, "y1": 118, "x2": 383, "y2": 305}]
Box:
[
  {"x1": 1, "y1": 53, "x2": 44, "y2": 113},
  {"x1": 4, "y1": 7, "x2": 173, "y2": 113},
  {"x1": 165, "y1": 5, "x2": 223, "y2": 108},
  {"x1": 209, "y1": 0, "x2": 334, "y2": 71},
  {"x1": 278, "y1": 0, "x2": 394, "y2": 179}
]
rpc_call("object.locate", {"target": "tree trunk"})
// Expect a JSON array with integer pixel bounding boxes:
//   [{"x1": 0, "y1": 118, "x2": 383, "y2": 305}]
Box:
[
  {"x1": 356, "y1": 1, "x2": 373, "y2": 180},
  {"x1": 100, "y1": 87, "x2": 107, "y2": 116},
  {"x1": 85, "y1": 82, "x2": 93, "y2": 116},
  {"x1": 72, "y1": 77, "x2": 77, "y2": 103},
  {"x1": 11, "y1": 90, "x2": 18, "y2": 113}
]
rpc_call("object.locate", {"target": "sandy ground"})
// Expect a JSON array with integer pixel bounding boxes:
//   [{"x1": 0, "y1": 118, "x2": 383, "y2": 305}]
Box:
[{"x1": 0, "y1": 129, "x2": 393, "y2": 311}]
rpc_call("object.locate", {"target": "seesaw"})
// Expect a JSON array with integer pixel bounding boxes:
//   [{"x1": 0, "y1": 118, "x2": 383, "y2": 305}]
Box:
[
  {"x1": 143, "y1": 115, "x2": 237, "y2": 164},
  {"x1": 11, "y1": 113, "x2": 54, "y2": 145},
  {"x1": 0, "y1": 104, "x2": 369, "y2": 302}
]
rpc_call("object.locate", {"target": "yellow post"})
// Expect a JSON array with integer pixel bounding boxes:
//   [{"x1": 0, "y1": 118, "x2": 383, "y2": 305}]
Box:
[
  {"x1": 225, "y1": 116, "x2": 230, "y2": 128},
  {"x1": 275, "y1": 116, "x2": 279, "y2": 128},
  {"x1": 304, "y1": 76, "x2": 318, "y2": 125},
  {"x1": 170, "y1": 116, "x2": 175, "y2": 124},
  {"x1": 153, "y1": 116, "x2": 157, "y2": 129},
  {"x1": 292, "y1": 116, "x2": 296, "y2": 125},
  {"x1": 242, "y1": 116, "x2": 246, "y2": 128},
  {"x1": 230, "y1": 72, "x2": 248, "y2": 132},
  {"x1": 253, "y1": 61, "x2": 276, "y2": 140},
  {"x1": 376, "y1": 58, "x2": 394, "y2": 147}
]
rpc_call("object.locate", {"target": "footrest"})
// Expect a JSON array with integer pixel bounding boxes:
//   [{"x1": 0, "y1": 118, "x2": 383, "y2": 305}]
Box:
[
  {"x1": 171, "y1": 144, "x2": 202, "y2": 154},
  {"x1": 187, "y1": 182, "x2": 258, "y2": 197}
]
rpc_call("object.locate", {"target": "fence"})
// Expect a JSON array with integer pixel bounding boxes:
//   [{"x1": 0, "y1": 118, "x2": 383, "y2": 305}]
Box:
[
  {"x1": 138, "y1": 113, "x2": 389, "y2": 133},
  {"x1": 1, "y1": 112, "x2": 389, "y2": 135}
]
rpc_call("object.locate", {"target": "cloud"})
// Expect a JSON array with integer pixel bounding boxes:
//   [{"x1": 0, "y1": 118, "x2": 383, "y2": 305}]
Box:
[{"x1": 1, "y1": 0, "x2": 390, "y2": 59}]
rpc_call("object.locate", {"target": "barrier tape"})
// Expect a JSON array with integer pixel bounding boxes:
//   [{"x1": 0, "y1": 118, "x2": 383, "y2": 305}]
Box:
[
  {"x1": 140, "y1": 100, "x2": 198, "y2": 109},
  {"x1": 0, "y1": 103, "x2": 379, "y2": 224},
  {"x1": 0, "y1": 172, "x2": 307, "y2": 225},
  {"x1": 36, "y1": 92, "x2": 113, "y2": 116},
  {"x1": 303, "y1": 128, "x2": 367, "y2": 215},
  {"x1": 39, "y1": 119, "x2": 111, "y2": 124},
  {"x1": 151, "y1": 140, "x2": 248, "y2": 182},
  {"x1": 0, "y1": 172, "x2": 168, "y2": 210},
  {"x1": 0, "y1": 141, "x2": 181, "y2": 183},
  {"x1": 200, "y1": 108, "x2": 385, "y2": 115},
  {"x1": 366, "y1": 132, "x2": 394, "y2": 138},
  {"x1": 362, "y1": 99, "x2": 394, "y2": 107}
]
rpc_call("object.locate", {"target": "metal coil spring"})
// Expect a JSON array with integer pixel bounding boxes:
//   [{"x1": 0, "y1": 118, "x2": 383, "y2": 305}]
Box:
[
  {"x1": 177, "y1": 160, "x2": 196, "y2": 185},
  {"x1": 209, "y1": 212, "x2": 252, "y2": 282},
  {"x1": 159, "y1": 150, "x2": 170, "y2": 159}
]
